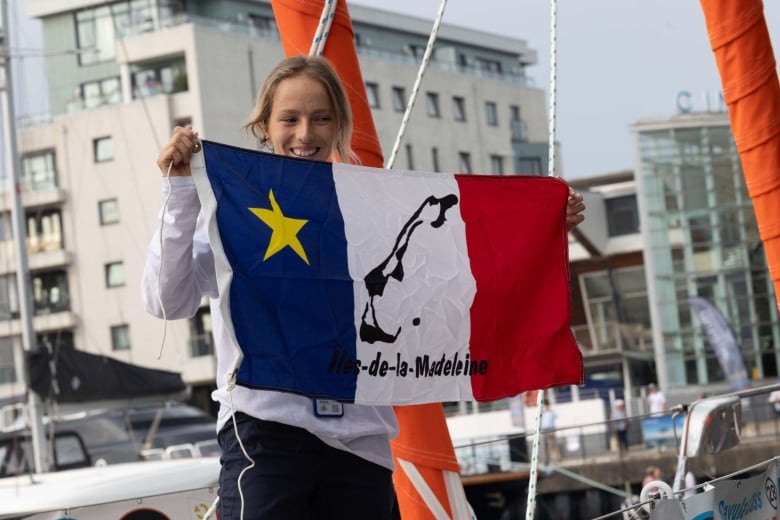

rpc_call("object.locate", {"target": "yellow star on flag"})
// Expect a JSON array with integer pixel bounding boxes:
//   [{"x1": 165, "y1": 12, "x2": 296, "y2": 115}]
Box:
[{"x1": 249, "y1": 189, "x2": 310, "y2": 265}]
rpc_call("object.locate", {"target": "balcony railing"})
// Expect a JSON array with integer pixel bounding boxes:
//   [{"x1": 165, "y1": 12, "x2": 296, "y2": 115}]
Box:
[{"x1": 571, "y1": 321, "x2": 652, "y2": 354}]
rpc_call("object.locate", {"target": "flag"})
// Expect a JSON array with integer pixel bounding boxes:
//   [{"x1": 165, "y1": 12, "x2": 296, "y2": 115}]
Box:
[
  {"x1": 192, "y1": 140, "x2": 581, "y2": 405},
  {"x1": 688, "y1": 297, "x2": 750, "y2": 391}
]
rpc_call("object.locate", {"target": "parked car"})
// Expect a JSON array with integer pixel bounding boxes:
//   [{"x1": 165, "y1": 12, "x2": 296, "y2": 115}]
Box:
[{"x1": 0, "y1": 401, "x2": 219, "y2": 477}]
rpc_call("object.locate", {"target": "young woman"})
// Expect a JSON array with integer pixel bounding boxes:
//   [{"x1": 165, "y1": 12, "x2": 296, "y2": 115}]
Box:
[
  {"x1": 142, "y1": 56, "x2": 398, "y2": 520},
  {"x1": 143, "y1": 55, "x2": 586, "y2": 519}
]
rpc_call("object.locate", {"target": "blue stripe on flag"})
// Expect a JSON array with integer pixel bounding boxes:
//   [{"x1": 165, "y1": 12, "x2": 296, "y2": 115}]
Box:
[{"x1": 202, "y1": 142, "x2": 358, "y2": 400}]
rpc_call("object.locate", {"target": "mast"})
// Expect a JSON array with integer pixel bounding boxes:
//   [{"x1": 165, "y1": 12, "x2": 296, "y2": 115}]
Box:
[{"x1": 0, "y1": 0, "x2": 50, "y2": 473}]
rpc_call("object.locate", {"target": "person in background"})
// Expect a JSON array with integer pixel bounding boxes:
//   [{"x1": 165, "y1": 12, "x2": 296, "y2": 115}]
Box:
[
  {"x1": 540, "y1": 398, "x2": 559, "y2": 464},
  {"x1": 611, "y1": 399, "x2": 629, "y2": 454},
  {"x1": 647, "y1": 383, "x2": 667, "y2": 416}
]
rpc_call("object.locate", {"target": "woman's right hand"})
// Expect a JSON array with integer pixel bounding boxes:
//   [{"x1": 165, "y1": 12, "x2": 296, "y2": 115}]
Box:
[{"x1": 157, "y1": 126, "x2": 198, "y2": 177}]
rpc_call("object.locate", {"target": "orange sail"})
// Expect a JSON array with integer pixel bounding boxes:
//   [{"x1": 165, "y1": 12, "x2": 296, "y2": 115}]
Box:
[
  {"x1": 699, "y1": 0, "x2": 780, "y2": 309},
  {"x1": 271, "y1": 1, "x2": 470, "y2": 518}
]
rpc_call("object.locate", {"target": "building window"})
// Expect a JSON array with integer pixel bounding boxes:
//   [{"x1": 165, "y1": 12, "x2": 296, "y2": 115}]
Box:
[
  {"x1": 190, "y1": 308, "x2": 214, "y2": 357},
  {"x1": 27, "y1": 209, "x2": 63, "y2": 253},
  {"x1": 0, "y1": 214, "x2": 12, "y2": 242},
  {"x1": 406, "y1": 144, "x2": 414, "y2": 170},
  {"x1": 365, "y1": 82, "x2": 380, "y2": 108},
  {"x1": 392, "y1": 86, "x2": 406, "y2": 112},
  {"x1": 32, "y1": 270, "x2": 69, "y2": 315},
  {"x1": 517, "y1": 157, "x2": 543, "y2": 175},
  {"x1": 99, "y1": 199, "x2": 120, "y2": 225},
  {"x1": 426, "y1": 92, "x2": 440, "y2": 118},
  {"x1": 76, "y1": 6, "x2": 117, "y2": 65},
  {"x1": 131, "y1": 56, "x2": 188, "y2": 99},
  {"x1": 20, "y1": 150, "x2": 57, "y2": 191},
  {"x1": 82, "y1": 77, "x2": 121, "y2": 109},
  {"x1": 452, "y1": 96, "x2": 466, "y2": 122},
  {"x1": 606, "y1": 195, "x2": 640, "y2": 236},
  {"x1": 490, "y1": 155, "x2": 504, "y2": 174},
  {"x1": 432, "y1": 147, "x2": 440, "y2": 172},
  {"x1": 105, "y1": 262, "x2": 125, "y2": 288},
  {"x1": 0, "y1": 338, "x2": 14, "y2": 384},
  {"x1": 485, "y1": 101, "x2": 498, "y2": 126},
  {"x1": 458, "y1": 152, "x2": 472, "y2": 173},
  {"x1": 111, "y1": 324, "x2": 131, "y2": 351},
  {"x1": 475, "y1": 57, "x2": 502, "y2": 74},
  {"x1": 0, "y1": 275, "x2": 19, "y2": 321},
  {"x1": 94, "y1": 137, "x2": 113, "y2": 162},
  {"x1": 76, "y1": 1, "x2": 185, "y2": 65}
]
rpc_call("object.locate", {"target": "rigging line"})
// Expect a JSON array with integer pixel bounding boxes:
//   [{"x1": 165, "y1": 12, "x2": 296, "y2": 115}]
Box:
[
  {"x1": 385, "y1": 0, "x2": 448, "y2": 170},
  {"x1": 525, "y1": 391, "x2": 544, "y2": 520},
  {"x1": 527, "y1": 1, "x2": 559, "y2": 518},
  {"x1": 547, "y1": 0, "x2": 558, "y2": 178},
  {"x1": 309, "y1": 0, "x2": 337, "y2": 57}
]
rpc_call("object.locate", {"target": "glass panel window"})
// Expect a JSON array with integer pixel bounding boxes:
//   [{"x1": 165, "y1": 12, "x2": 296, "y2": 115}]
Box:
[
  {"x1": 94, "y1": 137, "x2": 114, "y2": 162},
  {"x1": 81, "y1": 77, "x2": 121, "y2": 108},
  {"x1": 606, "y1": 195, "x2": 640, "y2": 236},
  {"x1": 105, "y1": 262, "x2": 125, "y2": 288},
  {"x1": 458, "y1": 152, "x2": 472, "y2": 173},
  {"x1": 76, "y1": 6, "x2": 117, "y2": 65},
  {"x1": 365, "y1": 82, "x2": 380, "y2": 108},
  {"x1": 452, "y1": 96, "x2": 466, "y2": 122},
  {"x1": 131, "y1": 56, "x2": 188, "y2": 99},
  {"x1": 431, "y1": 147, "x2": 440, "y2": 172},
  {"x1": 426, "y1": 92, "x2": 440, "y2": 118},
  {"x1": 0, "y1": 338, "x2": 14, "y2": 384},
  {"x1": 26, "y1": 209, "x2": 63, "y2": 253},
  {"x1": 405, "y1": 144, "x2": 414, "y2": 170},
  {"x1": 485, "y1": 101, "x2": 498, "y2": 126},
  {"x1": 32, "y1": 270, "x2": 69, "y2": 315},
  {"x1": 111, "y1": 324, "x2": 131, "y2": 351},
  {"x1": 392, "y1": 86, "x2": 406, "y2": 112},
  {"x1": 0, "y1": 275, "x2": 19, "y2": 320},
  {"x1": 490, "y1": 155, "x2": 504, "y2": 174},
  {"x1": 20, "y1": 150, "x2": 57, "y2": 191},
  {"x1": 99, "y1": 199, "x2": 120, "y2": 225}
]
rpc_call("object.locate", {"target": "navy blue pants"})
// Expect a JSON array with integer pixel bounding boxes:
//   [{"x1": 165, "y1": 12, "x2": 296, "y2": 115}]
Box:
[{"x1": 217, "y1": 413, "x2": 394, "y2": 520}]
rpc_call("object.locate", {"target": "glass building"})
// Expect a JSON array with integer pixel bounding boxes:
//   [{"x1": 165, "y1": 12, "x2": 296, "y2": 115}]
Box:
[{"x1": 633, "y1": 113, "x2": 780, "y2": 389}]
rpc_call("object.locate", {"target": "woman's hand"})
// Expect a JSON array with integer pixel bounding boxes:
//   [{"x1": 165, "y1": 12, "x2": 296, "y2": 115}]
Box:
[
  {"x1": 566, "y1": 187, "x2": 586, "y2": 231},
  {"x1": 157, "y1": 126, "x2": 198, "y2": 177}
]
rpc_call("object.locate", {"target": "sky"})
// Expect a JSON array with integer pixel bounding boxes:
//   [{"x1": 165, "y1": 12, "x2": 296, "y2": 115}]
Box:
[
  {"x1": 348, "y1": 0, "x2": 780, "y2": 178},
  {"x1": 5, "y1": 1, "x2": 780, "y2": 179}
]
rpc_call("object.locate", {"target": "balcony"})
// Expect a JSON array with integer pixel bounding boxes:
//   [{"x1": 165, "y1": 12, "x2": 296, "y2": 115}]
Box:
[{"x1": 572, "y1": 321, "x2": 653, "y2": 358}]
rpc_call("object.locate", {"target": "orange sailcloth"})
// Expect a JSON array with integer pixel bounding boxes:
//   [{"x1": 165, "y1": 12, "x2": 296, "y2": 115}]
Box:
[
  {"x1": 270, "y1": 1, "x2": 471, "y2": 518},
  {"x1": 699, "y1": 0, "x2": 780, "y2": 309}
]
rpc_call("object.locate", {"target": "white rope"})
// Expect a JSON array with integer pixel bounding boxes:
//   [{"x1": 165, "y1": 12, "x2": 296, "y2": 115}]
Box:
[
  {"x1": 527, "y1": 2, "x2": 559, "y2": 517},
  {"x1": 525, "y1": 391, "x2": 545, "y2": 520},
  {"x1": 385, "y1": 0, "x2": 449, "y2": 169},
  {"x1": 309, "y1": 0, "x2": 337, "y2": 56},
  {"x1": 546, "y1": 0, "x2": 558, "y2": 178}
]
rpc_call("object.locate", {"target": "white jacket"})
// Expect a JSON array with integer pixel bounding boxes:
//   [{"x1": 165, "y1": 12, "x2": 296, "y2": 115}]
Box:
[{"x1": 141, "y1": 176, "x2": 398, "y2": 470}]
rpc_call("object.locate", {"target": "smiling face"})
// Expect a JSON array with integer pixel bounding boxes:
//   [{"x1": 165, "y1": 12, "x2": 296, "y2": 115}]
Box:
[{"x1": 264, "y1": 75, "x2": 337, "y2": 162}]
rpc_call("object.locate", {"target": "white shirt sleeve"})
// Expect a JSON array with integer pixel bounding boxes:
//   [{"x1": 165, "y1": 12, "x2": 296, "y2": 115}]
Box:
[{"x1": 141, "y1": 176, "x2": 217, "y2": 319}]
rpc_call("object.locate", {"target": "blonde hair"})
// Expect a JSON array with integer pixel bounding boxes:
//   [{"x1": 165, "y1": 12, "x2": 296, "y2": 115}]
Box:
[{"x1": 245, "y1": 55, "x2": 355, "y2": 163}]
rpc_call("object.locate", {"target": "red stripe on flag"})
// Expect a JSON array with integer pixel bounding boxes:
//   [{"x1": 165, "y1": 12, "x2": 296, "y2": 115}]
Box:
[{"x1": 456, "y1": 175, "x2": 582, "y2": 399}]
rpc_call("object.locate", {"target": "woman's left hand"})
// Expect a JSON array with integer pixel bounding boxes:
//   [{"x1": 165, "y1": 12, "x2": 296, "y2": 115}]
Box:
[{"x1": 566, "y1": 187, "x2": 586, "y2": 231}]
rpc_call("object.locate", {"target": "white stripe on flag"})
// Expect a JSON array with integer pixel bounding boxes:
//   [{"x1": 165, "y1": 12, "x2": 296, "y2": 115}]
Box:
[{"x1": 333, "y1": 165, "x2": 476, "y2": 404}]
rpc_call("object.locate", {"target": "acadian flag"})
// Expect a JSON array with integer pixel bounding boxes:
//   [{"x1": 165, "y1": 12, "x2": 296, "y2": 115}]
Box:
[{"x1": 192, "y1": 140, "x2": 582, "y2": 405}]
